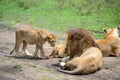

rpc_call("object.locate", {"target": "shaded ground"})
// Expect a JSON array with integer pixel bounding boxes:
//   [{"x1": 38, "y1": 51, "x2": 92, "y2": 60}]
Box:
[{"x1": 0, "y1": 25, "x2": 120, "y2": 80}]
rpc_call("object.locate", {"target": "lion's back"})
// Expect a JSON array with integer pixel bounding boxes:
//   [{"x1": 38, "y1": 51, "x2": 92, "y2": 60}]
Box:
[{"x1": 16, "y1": 27, "x2": 44, "y2": 44}]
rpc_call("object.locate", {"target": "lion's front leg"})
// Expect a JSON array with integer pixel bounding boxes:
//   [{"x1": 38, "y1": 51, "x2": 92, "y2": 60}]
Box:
[
  {"x1": 114, "y1": 48, "x2": 120, "y2": 57},
  {"x1": 59, "y1": 56, "x2": 70, "y2": 62},
  {"x1": 33, "y1": 45, "x2": 39, "y2": 57},
  {"x1": 39, "y1": 45, "x2": 46, "y2": 59}
]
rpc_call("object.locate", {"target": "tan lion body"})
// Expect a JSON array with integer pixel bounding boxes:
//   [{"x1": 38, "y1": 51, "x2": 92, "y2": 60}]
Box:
[
  {"x1": 49, "y1": 44, "x2": 67, "y2": 58},
  {"x1": 96, "y1": 28, "x2": 120, "y2": 57},
  {"x1": 10, "y1": 27, "x2": 56, "y2": 58},
  {"x1": 58, "y1": 47, "x2": 103, "y2": 75}
]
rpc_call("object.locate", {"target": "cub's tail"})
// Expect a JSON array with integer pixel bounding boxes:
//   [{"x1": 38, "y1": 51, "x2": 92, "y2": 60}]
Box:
[{"x1": 10, "y1": 47, "x2": 15, "y2": 55}]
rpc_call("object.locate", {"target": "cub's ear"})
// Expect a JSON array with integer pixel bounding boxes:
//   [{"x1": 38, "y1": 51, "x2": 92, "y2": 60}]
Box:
[
  {"x1": 54, "y1": 35, "x2": 57, "y2": 39},
  {"x1": 117, "y1": 27, "x2": 120, "y2": 30},
  {"x1": 103, "y1": 29, "x2": 107, "y2": 33},
  {"x1": 47, "y1": 36, "x2": 50, "y2": 39}
]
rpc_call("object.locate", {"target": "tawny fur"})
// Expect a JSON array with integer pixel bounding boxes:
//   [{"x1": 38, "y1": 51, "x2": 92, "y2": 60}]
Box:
[
  {"x1": 10, "y1": 27, "x2": 56, "y2": 58},
  {"x1": 49, "y1": 44, "x2": 67, "y2": 58},
  {"x1": 95, "y1": 27, "x2": 120, "y2": 57},
  {"x1": 58, "y1": 47, "x2": 103, "y2": 75}
]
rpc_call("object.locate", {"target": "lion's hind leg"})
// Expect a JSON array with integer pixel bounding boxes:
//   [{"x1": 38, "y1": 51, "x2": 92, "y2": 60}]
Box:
[
  {"x1": 14, "y1": 39, "x2": 22, "y2": 57},
  {"x1": 22, "y1": 41, "x2": 33, "y2": 56},
  {"x1": 59, "y1": 56, "x2": 70, "y2": 62}
]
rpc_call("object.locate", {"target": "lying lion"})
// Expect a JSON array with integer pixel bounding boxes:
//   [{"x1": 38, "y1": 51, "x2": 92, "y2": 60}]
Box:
[
  {"x1": 58, "y1": 47, "x2": 103, "y2": 75},
  {"x1": 10, "y1": 27, "x2": 56, "y2": 58},
  {"x1": 58, "y1": 28, "x2": 102, "y2": 75},
  {"x1": 49, "y1": 44, "x2": 67, "y2": 58},
  {"x1": 96, "y1": 27, "x2": 120, "y2": 57}
]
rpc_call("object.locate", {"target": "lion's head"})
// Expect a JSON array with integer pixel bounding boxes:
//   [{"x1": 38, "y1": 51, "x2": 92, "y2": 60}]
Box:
[
  {"x1": 103, "y1": 27, "x2": 120, "y2": 39},
  {"x1": 46, "y1": 33, "x2": 57, "y2": 47},
  {"x1": 49, "y1": 44, "x2": 67, "y2": 58},
  {"x1": 65, "y1": 28, "x2": 99, "y2": 58}
]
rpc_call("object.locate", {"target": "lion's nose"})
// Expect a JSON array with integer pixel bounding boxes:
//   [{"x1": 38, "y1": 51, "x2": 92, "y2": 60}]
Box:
[
  {"x1": 52, "y1": 41, "x2": 55, "y2": 42},
  {"x1": 52, "y1": 40, "x2": 56, "y2": 43}
]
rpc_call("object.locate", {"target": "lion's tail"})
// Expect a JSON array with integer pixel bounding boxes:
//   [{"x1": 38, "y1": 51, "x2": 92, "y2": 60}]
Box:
[
  {"x1": 57, "y1": 67, "x2": 80, "y2": 75},
  {"x1": 10, "y1": 47, "x2": 15, "y2": 55}
]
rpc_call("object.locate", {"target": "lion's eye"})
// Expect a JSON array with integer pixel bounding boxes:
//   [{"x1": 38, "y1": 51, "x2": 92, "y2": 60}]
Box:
[
  {"x1": 52, "y1": 41, "x2": 55, "y2": 42},
  {"x1": 47, "y1": 37, "x2": 50, "y2": 39}
]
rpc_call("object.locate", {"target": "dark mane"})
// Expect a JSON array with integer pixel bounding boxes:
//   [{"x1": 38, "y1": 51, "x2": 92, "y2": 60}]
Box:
[
  {"x1": 65, "y1": 28, "x2": 99, "y2": 58},
  {"x1": 67, "y1": 28, "x2": 93, "y2": 40}
]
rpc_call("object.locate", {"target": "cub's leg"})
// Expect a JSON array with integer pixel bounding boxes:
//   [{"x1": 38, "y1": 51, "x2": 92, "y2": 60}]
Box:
[
  {"x1": 14, "y1": 39, "x2": 22, "y2": 57},
  {"x1": 39, "y1": 45, "x2": 46, "y2": 59},
  {"x1": 14, "y1": 30, "x2": 23, "y2": 57},
  {"x1": 114, "y1": 48, "x2": 120, "y2": 57},
  {"x1": 33, "y1": 45, "x2": 39, "y2": 57},
  {"x1": 22, "y1": 41, "x2": 33, "y2": 56}
]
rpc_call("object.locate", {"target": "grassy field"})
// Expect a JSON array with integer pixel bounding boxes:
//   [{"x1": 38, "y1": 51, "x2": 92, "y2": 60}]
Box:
[{"x1": 0, "y1": 0, "x2": 120, "y2": 39}]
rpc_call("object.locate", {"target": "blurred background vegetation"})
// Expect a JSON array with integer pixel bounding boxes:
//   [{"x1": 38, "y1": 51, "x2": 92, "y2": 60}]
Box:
[{"x1": 0, "y1": 0, "x2": 120, "y2": 38}]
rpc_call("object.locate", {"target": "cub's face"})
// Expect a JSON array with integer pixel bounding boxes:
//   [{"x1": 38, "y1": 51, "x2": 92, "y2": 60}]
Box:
[
  {"x1": 104, "y1": 28, "x2": 119, "y2": 34},
  {"x1": 104, "y1": 28, "x2": 119, "y2": 37},
  {"x1": 104, "y1": 28, "x2": 112, "y2": 34},
  {"x1": 47, "y1": 34, "x2": 56, "y2": 47}
]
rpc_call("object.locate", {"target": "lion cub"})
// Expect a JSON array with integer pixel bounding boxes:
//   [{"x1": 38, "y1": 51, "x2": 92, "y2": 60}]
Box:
[
  {"x1": 49, "y1": 44, "x2": 67, "y2": 58},
  {"x1": 10, "y1": 27, "x2": 56, "y2": 58},
  {"x1": 58, "y1": 47, "x2": 103, "y2": 75}
]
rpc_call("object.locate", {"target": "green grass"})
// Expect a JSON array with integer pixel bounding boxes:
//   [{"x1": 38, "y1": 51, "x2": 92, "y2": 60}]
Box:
[
  {"x1": 14, "y1": 64, "x2": 22, "y2": 69},
  {"x1": 40, "y1": 77, "x2": 53, "y2": 80},
  {"x1": 0, "y1": 0, "x2": 120, "y2": 39},
  {"x1": 105, "y1": 66, "x2": 113, "y2": 70},
  {"x1": 29, "y1": 63, "x2": 37, "y2": 68}
]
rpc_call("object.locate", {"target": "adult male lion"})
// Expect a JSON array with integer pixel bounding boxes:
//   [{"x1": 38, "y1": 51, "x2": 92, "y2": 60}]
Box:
[
  {"x1": 60, "y1": 28, "x2": 99, "y2": 62},
  {"x1": 49, "y1": 44, "x2": 67, "y2": 58},
  {"x1": 58, "y1": 47, "x2": 103, "y2": 75},
  {"x1": 96, "y1": 27, "x2": 120, "y2": 57},
  {"x1": 10, "y1": 27, "x2": 56, "y2": 58},
  {"x1": 58, "y1": 28, "x2": 102, "y2": 75}
]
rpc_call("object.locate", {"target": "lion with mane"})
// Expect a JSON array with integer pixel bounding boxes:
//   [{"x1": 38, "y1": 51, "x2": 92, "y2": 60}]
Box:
[
  {"x1": 60, "y1": 28, "x2": 99, "y2": 62},
  {"x1": 58, "y1": 28, "x2": 103, "y2": 75}
]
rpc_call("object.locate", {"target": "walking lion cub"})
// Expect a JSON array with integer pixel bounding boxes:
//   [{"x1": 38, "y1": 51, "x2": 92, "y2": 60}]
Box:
[{"x1": 10, "y1": 27, "x2": 56, "y2": 58}]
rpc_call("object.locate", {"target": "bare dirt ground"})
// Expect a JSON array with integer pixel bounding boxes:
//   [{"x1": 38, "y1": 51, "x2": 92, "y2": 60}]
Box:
[{"x1": 0, "y1": 25, "x2": 120, "y2": 80}]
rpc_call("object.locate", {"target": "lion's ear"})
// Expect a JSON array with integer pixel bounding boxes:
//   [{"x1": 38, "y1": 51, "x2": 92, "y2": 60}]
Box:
[
  {"x1": 47, "y1": 36, "x2": 50, "y2": 39},
  {"x1": 103, "y1": 29, "x2": 107, "y2": 33},
  {"x1": 117, "y1": 27, "x2": 120, "y2": 30},
  {"x1": 54, "y1": 35, "x2": 57, "y2": 39}
]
